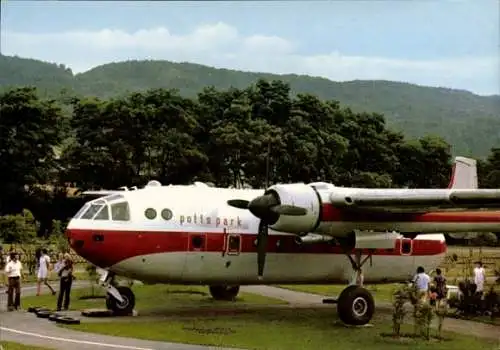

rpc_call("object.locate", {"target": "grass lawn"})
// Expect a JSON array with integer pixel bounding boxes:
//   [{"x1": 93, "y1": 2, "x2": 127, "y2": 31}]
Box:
[
  {"x1": 0, "y1": 341, "x2": 53, "y2": 350},
  {"x1": 278, "y1": 284, "x2": 398, "y2": 303},
  {"x1": 20, "y1": 270, "x2": 88, "y2": 284},
  {"x1": 59, "y1": 307, "x2": 499, "y2": 350},
  {"x1": 21, "y1": 283, "x2": 288, "y2": 312}
]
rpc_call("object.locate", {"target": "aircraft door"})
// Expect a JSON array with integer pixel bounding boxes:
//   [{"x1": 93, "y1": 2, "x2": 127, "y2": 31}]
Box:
[
  {"x1": 400, "y1": 237, "x2": 416, "y2": 278},
  {"x1": 182, "y1": 232, "x2": 208, "y2": 280},
  {"x1": 225, "y1": 231, "x2": 242, "y2": 256},
  {"x1": 188, "y1": 233, "x2": 207, "y2": 252},
  {"x1": 400, "y1": 238, "x2": 413, "y2": 256}
]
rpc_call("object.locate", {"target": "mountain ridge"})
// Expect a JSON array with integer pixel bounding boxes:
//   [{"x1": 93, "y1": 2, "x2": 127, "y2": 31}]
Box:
[{"x1": 1, "y1": 54, "x2": 499, "y2": 158}]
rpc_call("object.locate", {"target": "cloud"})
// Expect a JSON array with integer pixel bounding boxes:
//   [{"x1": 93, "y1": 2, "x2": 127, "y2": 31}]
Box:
[{"x1": 1, "y1": 22, "x2": 498, "y2": 95}]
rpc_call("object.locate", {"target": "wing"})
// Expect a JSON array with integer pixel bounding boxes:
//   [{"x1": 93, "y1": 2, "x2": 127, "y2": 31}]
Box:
[
  {"x1": 329, "y1": 188, "x2": 500, "y2": 213},
  {"x1": 81, "y1": 190, "x2": 126, "y2": 197}
]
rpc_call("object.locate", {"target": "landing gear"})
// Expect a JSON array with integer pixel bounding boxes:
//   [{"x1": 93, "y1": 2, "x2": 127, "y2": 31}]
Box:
[
  {"x1": 100, "y1": 271, "x2": 136, "y2": 316},
  {"x1": 337, "y1": 249, "x2": 375, "y2": 326},
  {"x1": 337, "y1": 285, "x2": 375, "y2": 325},
  {"x1": 209, "y1": 285, "x2": 240, "y2": 301}
]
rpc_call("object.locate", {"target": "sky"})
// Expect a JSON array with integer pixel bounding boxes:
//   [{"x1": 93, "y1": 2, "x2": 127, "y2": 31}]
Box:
[{"x1": 1, "y1": 1, "x2": 499, "y2": 96}]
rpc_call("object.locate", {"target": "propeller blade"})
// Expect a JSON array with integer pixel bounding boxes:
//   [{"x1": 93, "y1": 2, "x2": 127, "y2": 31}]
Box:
[
  {"x1": 270, "y1": 205, "x2": 307, "y2": 216},
  {"x1": 227, "y1": 199, "x2": 250, "y2": 209},
  {"x1": 257, "y1": 222, "x2": 268, "y2": 279}
]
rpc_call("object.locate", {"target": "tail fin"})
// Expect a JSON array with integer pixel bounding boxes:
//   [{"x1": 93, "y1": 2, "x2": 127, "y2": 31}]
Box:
[{"x1": 447, "y1": 156, "x2": 478, "y2": 189}]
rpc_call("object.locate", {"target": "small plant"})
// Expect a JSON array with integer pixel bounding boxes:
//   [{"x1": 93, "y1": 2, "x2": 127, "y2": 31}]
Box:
[
  {"x1": 435, "y1": 299, "x2": 448, "y2": 338},
  {"x1": 391, "y1": 283, "x2": 417, "y2": 337}
]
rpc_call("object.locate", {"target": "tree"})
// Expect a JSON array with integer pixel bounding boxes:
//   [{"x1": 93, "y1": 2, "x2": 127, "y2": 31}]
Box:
[{"x1": 0, "y1": 87, "x2": 67, "y2": 215}]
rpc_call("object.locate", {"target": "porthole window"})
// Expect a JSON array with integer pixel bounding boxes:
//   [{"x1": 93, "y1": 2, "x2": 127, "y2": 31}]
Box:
[
  {"x1": 161, "y1": 208, "x2": 173, "y2": 221},
  {"x1": 145, "y1": 208, "x2": 157, "y2": 220}
]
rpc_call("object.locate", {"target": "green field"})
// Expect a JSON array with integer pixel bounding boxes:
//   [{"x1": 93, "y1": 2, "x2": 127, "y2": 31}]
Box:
[
  {"x1": 60, "y1": 307, "x2": 498, "y2": 350},
  {"x1": 21, "y1": 283, "x2": 287, "y2": 312},
  {"x1": 21, "y1": 284, "x2": 499, "y2": 350},
  {"x1": 0, "y1": 341, "x2": 53, "y2": 350}
]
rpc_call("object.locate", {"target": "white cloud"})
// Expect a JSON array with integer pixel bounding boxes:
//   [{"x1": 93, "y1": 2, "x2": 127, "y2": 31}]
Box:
[{"x1": 1, "y1": 22, "x2": 498, "y2": 95}]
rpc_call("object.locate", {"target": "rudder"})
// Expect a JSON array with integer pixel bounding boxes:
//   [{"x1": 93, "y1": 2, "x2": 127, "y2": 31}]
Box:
[{"x1": 447, "y1": 156, "x2": 478, "y2": 189}]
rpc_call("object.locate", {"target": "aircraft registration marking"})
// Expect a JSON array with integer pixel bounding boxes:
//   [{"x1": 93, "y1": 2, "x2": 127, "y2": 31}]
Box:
[{"x1": 179, "y1": 213, "x2": 245, "y2": 228}]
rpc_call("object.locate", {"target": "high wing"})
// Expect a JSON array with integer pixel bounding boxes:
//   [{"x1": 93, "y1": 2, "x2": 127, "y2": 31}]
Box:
[
  {"x1": 81, "y1": 189, "x2": 127, "y2": 197},
  {"x1": 328, "y1": 188, "x2": 500, "y2": 213}
]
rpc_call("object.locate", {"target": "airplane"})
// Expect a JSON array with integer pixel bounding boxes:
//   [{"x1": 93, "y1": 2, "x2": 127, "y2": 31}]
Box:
[{"x1": 65, "y1": 156, "x2": 500, "y2": 326}]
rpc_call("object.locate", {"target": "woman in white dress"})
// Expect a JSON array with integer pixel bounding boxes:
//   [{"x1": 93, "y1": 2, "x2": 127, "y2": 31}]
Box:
[{"x1": 36, "y1": 248, "x2": 56, "y2": 296}]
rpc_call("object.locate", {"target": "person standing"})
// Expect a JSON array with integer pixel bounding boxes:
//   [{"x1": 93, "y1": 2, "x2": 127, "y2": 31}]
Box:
[
  {"x1": 4, "y1": 252, "x2": 23, "y2": 311},
  {"x1": 54, "y1": 253, "x2": 64, "y2": 275},
  {"x1": 473, "y1": 261, "x2": 485, "y2": 296},
  {"x1": 412, "y1": 266, "x2": 431, "y2": 303},
  {"x1": 433, "y1": 268, "x2": 448, "y2": 300},
  {"x1": 57, "y1": 253, "x2": 74, "y2": 311},
  {"x1": 36, "y1": 248, "x2": 56, "y2": 296}
]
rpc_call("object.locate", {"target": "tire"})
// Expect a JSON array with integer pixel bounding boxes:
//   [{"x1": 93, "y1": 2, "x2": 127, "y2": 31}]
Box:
[
  {"x1": 209, "y1": 285, "x2": 240, "y2": 301},
  {"x1": 337, "y1": 285, "x2": 375, "y2": 326},
  {"x1": 36, "y1": 310, "x2": 52, "y2": 318},
  {"x1": 105, "y1": 286, "x2": 135, "y2": 316},
  {"x1": 49, "y1": 313, "x2": 65, "y2": 322},
  {"x1": 55, "y1": 316, "x2": 81, "y2": 325}
]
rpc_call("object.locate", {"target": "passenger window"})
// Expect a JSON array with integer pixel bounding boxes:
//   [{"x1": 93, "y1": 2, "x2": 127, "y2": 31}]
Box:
[
  {"x1": 161, "y1": 208, "x2": 173, "y2": 221},
  {"x1": 81, "y1": 204, "x2": 103, "y2": 220},
  {"x1": 145, "y1": 208, "x2": 157, "y2": 220},
  {"x1": 111, "y1": 202, "x2": 130, "y2": 221},
  {"x1": 94, "y1": 206, "x2": 109, "y2": 220}
]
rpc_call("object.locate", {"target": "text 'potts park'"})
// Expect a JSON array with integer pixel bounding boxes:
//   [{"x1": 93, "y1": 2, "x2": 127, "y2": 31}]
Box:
[{"x1": 179, "y1": 214, "x2": 243, "y2": 228}]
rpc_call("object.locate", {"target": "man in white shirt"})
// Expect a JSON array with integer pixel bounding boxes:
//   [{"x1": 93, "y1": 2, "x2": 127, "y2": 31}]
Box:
[
  {"x1": 412, "y1": 266, "x2": 431, "y2": 303},
  {"x1": 4, "y1": 252, "x2": 23, "y2": 311},
  {"x1": 473, "y1": 261, "x2": 485, "y2": 296}
]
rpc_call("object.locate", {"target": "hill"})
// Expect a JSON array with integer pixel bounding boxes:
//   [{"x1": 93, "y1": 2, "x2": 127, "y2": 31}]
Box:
[{"x1": 1, "y1": 54, "x2": 499, "y2": 157}]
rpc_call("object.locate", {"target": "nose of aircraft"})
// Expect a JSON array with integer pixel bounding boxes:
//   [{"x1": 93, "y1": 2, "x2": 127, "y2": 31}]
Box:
[{"x1": 65, "y1": 219, "x2": 116, "y2": 268}]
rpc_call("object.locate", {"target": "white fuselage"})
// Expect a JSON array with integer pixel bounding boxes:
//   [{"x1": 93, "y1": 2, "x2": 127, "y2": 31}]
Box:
[{"x1": 66, "y1": 184, "x2": 457, "y2": 285}]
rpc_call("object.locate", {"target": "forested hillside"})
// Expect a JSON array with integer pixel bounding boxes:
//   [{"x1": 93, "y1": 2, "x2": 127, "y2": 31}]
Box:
[{"x1": 1, "y1": 54, "x2": 499, "y2": 157}]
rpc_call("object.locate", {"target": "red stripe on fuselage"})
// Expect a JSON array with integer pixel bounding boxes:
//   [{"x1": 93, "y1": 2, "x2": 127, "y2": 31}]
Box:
[
  {"x1": 321, "y1": 204, "x2": 500, "y2": 223},
  {"x1": 66, "y1": 229, "x2": 446, "y2": 268}
]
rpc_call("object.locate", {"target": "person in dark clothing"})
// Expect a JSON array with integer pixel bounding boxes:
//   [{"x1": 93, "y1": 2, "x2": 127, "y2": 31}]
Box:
[
  {"x1": 433, "y1": 268, "x2": 448, "y2": 300},
  {"x1": 56, "y1": 253, "x2": 73, "y2": 311}
]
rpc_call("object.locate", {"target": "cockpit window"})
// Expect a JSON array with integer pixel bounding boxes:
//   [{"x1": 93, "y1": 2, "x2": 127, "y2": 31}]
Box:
[
  {"x1": 94, "y1": 205, "x2": 109, "y2": 220},
  {"x1": 81, "y1": 203, "x2": 104, "y2": 220},
  {"x1": 103, "y1": 194, "x2": 124, "y2": 202},
  {"x1": 111, "y1": 202, "x2": 130, "y2": 221},
  {"x1": 73, "y1": 203, "x2": 89, "y2": 219}
]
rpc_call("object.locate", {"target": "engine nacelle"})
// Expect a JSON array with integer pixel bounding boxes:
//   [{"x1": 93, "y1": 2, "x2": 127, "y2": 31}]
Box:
[
  {"x1": 295, "y1": 233, "x2": 333, "y2": 245},
  {"x1": 266, "y1": 183, "x2": 321, "y2": 233},
  {"x1": 353, "y1": 230, "x2": 401, "y2": 249}
]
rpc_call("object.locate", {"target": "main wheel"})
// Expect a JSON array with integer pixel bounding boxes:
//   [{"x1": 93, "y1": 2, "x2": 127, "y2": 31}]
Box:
[
  {"x1": 337, "y1": 285, "x2": 375, "y2": 326},
  {"x1": 105, "y1": 286, "x2": 135, "y2": 316},
  {"x1": 209, "y1": 285, "x2": 240, "y2": 301}
]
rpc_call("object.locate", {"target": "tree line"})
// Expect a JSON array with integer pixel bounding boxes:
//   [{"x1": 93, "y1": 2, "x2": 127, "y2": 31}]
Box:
[{"x1": 0, "y1": 80, "x2": 499, "y2": 243}]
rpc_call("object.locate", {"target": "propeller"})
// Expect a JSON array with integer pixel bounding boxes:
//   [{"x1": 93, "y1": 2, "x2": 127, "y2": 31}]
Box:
[{"x1": 227, "y1": 191, "x2": 307, "y2": 279}]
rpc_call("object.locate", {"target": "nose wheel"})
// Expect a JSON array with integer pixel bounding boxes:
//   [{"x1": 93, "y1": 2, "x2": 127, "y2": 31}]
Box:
[
  {"x1": 100, "y1": 271, "x2": 136, "y2": 316},
  {"x1": 105, "y1": 285, "x2": 135, "y2": 316}
]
